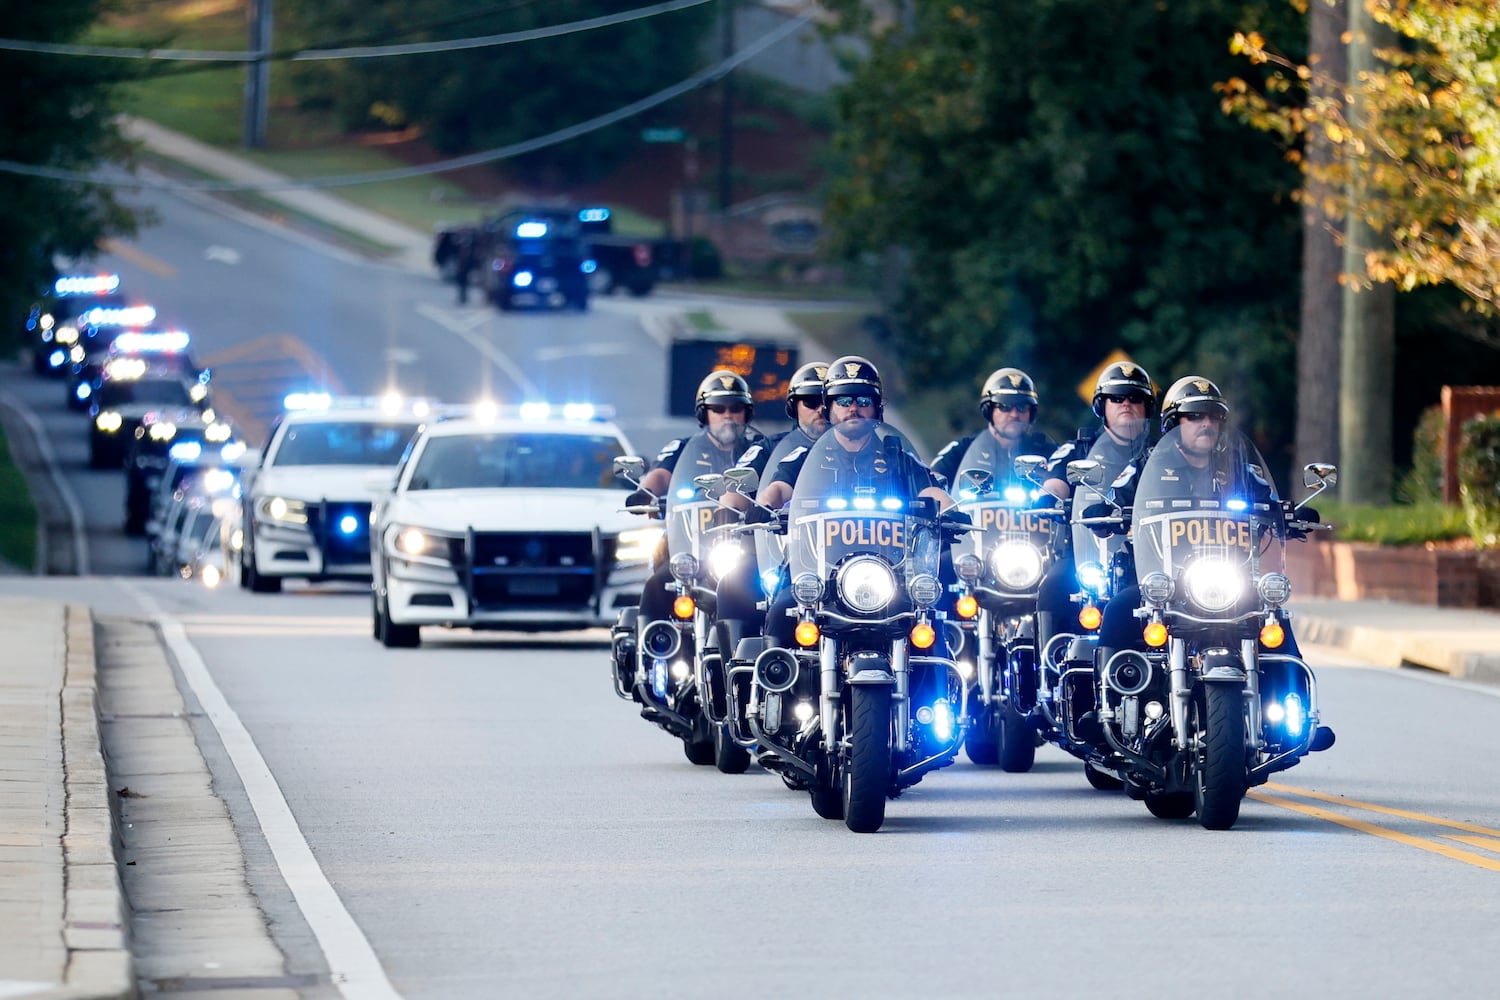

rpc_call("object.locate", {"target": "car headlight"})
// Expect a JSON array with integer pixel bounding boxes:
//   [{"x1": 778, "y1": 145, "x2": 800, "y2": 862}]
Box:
[
  {"x1": 707, "y1": 539, "x2": 742, "y2": 581},
  {"x1": 55, "y1": 326, "x2": 79, "y2": 345},
  {"x1": 204, "y1": 422, "x2": 232, "y2": 442},
  {"x1": 990, "y1": 541, "x2": 1043, "y2": 591},
  {"x1": 615, "y1": 525, "x2": 663, "y2": 563},
  {"x1": 389, "y1": 525, "x2": 455, "y2": 565},
  {"x1": 148, "y1": 422, "x2": 178, "y2": 442},
  {"x1": 835, "y1": 556, "x2": 897, "y2": 614},
  {"x1": 258, "y1": 496, "x2": 308, "y2": 526},
  {"x1": 95, "y1": 411, "x2": 123, "y2": 433},
  {"x1": 1183, "y1": 559, "x2": 1245, "y2": 613}
]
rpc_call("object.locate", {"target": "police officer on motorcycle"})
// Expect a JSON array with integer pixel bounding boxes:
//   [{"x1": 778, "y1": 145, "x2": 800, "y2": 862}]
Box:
[
  {"x1": 1034, "y1": 361, "x2": 1157, "y2": 651},
  {"x1": 930, "y1": 367, "x2": 1056, "y2": 491}
]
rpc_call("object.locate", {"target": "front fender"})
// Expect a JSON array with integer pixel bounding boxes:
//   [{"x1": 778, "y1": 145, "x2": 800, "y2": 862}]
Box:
[{"x1": 847, "y1": 649, "x2": 894, "y2": 685}]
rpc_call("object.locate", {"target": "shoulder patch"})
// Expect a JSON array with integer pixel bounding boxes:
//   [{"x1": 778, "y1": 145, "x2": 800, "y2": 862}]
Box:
[
  {"x1": 655, "y1": 438, "x2": 683, "y2": 463},
  {"x1": 781, "y1": 446, "x2": 808, "y2": 464},
  {"x1": 1047, "y1": 442, "x2": 1073, "y2": 463},
  {"x1": 1110, "y1": 465, "x2": 1138, "y2": 490},
  {"x1": 933, "y1": 440, "x2": 960, "y2": 462},
  {"x1": 737, "y1": 444, "x2": 764, "y2": 466}
]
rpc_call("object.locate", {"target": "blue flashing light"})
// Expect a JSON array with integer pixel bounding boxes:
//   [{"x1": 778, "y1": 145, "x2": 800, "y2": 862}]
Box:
[
  {"x1": 958, "y1": 488, "x2": 978, "y2": 501},
  {"x1": 578, "y1": 207, "x2": 610, "y2": 222},
  {"x1": 82, "y1": 305, "x2": 156, "y2": 328},
  {"x1": 113, "y1": 330, "x2": 189, "y2": 354},
  {"x1": 581, "y1": 259, "x2": 598, "y2": 274},
  {"x1": 1226, "y1": 498, "x2": 1249, "y2": 512},
  {"x1": 202, "y1": 468, "x2": 236, "y2": 493},
  {"x1": 675, "y1": 487, "x2": 696, "y2": 500},
  {"x1": 54, "y1": 274, "x2": 120, "y2": 295},
  {"x1": 1284, "y1": 693, "x2": 1305, "y2": 738},
  {"x1": 880, "y1": 497, "x2": 904, "y2": 511},
  {"x1": 284, "y1": 392, "x2": 332, "y2": 411},
  {"x1": 932, "y1": 700, "x2": 954, "y2": 742},
  {"x1": 826, "y1": 497, "x2": 849, "y2": 510},
  {"x1": 515, "y1": 221, "x2": 548, "y2": 239},
  {"x1": 1004, "y1": 485, "x2": 1027, "y2": 504},
  {"x1": 169, "y1": 441, "x2": 203, "y2": 462},
  {"x1": 220, "y1": 441, "x2": 248, "y2": 462},
  {"x1": 75, "y1": 383, "x2": 91, "y2": 400},
  {"x1": 651, "y1": 657, "x2": 668, "y2": 699},
  {"x1": 338, "y1": 514, "x2": 360, "y2": 536},
  {"x1": 1077, "y1": 561, "x2": 1107, "y2": 594},
  {"x1": 49, "y1": 350, "x2": 66, "y2": 368},
  {"x1": 513, "y1": 270, "x2": 534, "y2": 288},
  {"x1": 561, "y1": 402, "x2": 596, "y2": 421},
  {"x1": 759, "y1": 569, "x2": 782, "y2": 594},
  {"x1": 852, "y1": 496, "x2": 876, "y2": 510},
  {"x1": 519, "y1": 402, "x2": 551, "y2": 421}
]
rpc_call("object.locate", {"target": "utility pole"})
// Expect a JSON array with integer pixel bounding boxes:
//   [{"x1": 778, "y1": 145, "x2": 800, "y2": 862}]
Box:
[
  {"x1": 1338, "y1": 0, "x2": 1396, "y2": 503},
  {"x1": 243, "y1": 0, "x2": 273, "y2": 148},
  {"x1": 718, "y1": 0, "x2": 735, "y2": 212}
]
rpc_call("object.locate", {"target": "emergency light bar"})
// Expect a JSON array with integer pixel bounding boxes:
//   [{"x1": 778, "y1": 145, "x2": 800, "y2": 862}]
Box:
[
  {"x1": 577, "y1": 207, "x2": 610, "y2": 223},
  {"x1": 82, "y1": 305, "x2": 157, "y2": 328},
  {"x1": 282, "y1": 393, "x2": 441, "y2": 415},
  {"x1": 54, "y1": 274, "x2": 121, "y2": 295},
  {"x1": 515, "y1": 221, "x2": 549, "y2": 238},
  {"x1": 113, "y1": 330, "x2": 190, "y2": 354},
  {"x1": 441, "y1": 401, "x2": 616, "y2": 423}
]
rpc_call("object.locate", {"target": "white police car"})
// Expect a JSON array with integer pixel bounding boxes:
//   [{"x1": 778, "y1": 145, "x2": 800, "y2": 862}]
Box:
[
  {"x1": 239, "y1": 394, "x2": 430, "y2": 593},
  {"x1": 369, "y1": 403, "x2": 660, "y2": 647}
]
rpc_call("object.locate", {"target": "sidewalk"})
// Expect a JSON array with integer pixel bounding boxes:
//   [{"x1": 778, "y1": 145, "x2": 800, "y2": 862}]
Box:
[{"x1": 1292, "y1": 597, "x2": 1500, "y2": 683}]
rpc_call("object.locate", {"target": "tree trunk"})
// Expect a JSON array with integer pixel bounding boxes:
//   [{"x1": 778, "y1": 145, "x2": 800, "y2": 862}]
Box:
[
  {"x1": 1294, "y1": 0, "x2": 1346, "y2": 478},
  {"x1": 1339, "y1": 0, "x2": 1396, "y2": 504}
]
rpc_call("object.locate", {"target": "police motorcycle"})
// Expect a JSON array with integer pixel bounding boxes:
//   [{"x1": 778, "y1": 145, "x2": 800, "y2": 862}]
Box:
[
  {"x1": 1082, "y1": 425, "x2": 1337, "y2": 829},
  {"x1": 948, "y1": 457, "x2": 1064, "y2": 771},
  {"x1": 731, "y1": 430, "x2": 968, "y2": 832},
  {"x1": 609, "y1": 434, "x2": 753, "y2": 771}
]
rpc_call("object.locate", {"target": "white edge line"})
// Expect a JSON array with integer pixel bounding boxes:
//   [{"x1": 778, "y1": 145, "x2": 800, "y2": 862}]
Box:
[
  {"x1": 124, "y1": 585, "x2": 403, "y2": 1000},
  {"x1": 414, "y1": 301, "x2": 539, "y2": 396},
  {"x1": 0, "y1": 393, "x2": 89, "y2": 576}
]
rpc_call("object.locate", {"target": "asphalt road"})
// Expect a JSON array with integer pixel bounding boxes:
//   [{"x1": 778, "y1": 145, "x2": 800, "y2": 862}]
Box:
[{"x1": 9, "y1": 185, "x2": 1500, "y2": 998}]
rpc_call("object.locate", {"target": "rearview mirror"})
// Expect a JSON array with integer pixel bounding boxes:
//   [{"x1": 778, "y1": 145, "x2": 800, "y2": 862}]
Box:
[
  {"x1": 1013, "y1": 454, "x2": 1049, "y2": 484},
  {"x1": 1067, "y1": 459, "x2": 1105, "y2": 487},
  {"x1": 614, "y1": 455, "x2": 647, "y2": 483},
  {"x1": 960, "y1": 467, "x2": 993, "y2": 495},
  {"x1": 694, "y1": 473, "x2": 727, "y2": 499},
  {"x1": 1303, "y1": 463, "x2": 1337, "y2": 489}
]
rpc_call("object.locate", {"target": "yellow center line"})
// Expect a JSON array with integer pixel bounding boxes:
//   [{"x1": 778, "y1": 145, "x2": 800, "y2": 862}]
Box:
[
  {"x1": 1262, "y1": 781, "x2": 1500, "y2": 839},
  {"x1": 1247, "y1": 791, "x2": 1500, "y2": 872},
  {"x1": 100, "y1": 238, "x2": 176, "y2": 278},
  {"x1": 1444, "y1": 834, "x2": 1500, "y2": 853}
]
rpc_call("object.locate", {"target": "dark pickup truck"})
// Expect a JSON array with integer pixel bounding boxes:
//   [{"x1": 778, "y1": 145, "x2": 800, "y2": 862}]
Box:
[{"x1": 433, "y1": 205, "x2": 681, "y2": 300}]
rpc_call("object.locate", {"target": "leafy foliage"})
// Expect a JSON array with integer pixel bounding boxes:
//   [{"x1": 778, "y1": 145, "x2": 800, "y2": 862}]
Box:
[
  {"x1": 1, "y1": 0, "x2": 143, "y2": 346},
  {"x1": 819, "y1": 0, "x2": 1306, "y2": 462},
  {"x1": 1315, "y1": 498, "x2": 1469, "y2": 544},
  {"x1": 1459, "y1": 411, "x2": 1500, "y2": 546},
  {"x1": 1395, "y1": 402, "x2": 1444, "y2": 502},
  {"x1": 279, "y1": 0, "x2": 716, "y2": 185},
  {"x1": 1226, "y1": 0, "x2": 1500, "y2": 310}
]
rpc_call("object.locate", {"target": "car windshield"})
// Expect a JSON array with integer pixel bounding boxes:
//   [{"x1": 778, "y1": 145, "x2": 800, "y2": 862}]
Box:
[
  {"x1": 96, "y1": 379, "x2": 192, "y2": 408},
  {"x1": 273, "y1": 421, "x2": 418, "y2": 467},
  {"x1": 407, "y1": 432, "x2": 627, "y2": 491}
]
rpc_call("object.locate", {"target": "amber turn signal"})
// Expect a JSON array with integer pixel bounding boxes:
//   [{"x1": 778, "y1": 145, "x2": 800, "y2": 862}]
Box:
[
  {"x1": 1078, "y1": 605, "x2": 1103, "y2": 630},
  {"x1": 672, "y1": 595, "x2": 696, "y2": 620},
  {"x1": 910, "y1": 622, "x2": 936, "y2": 649},
  {"x1": 955, "y1": 595, "x2": 979, "y2": 619},
  {"x1": 794, "y1": 621, "x2": 821, "y2": 647},
  {"x1": 1260, "y1": 621, "x2": 1286, "y2": 648},
  {"x1": 1143, "y1": 621, "x2": 1168, "y2": 647}
]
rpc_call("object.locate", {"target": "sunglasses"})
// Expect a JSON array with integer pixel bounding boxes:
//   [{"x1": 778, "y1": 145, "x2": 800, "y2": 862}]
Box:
[
  {"x1": 706, "y1": 404, "x2": 747, "y2": 415},
  {"x1": 993, "y1": 401, "x2": 1031, "y2": 413},
  {"x1": 1180, "y1": 411, "x2": 1224, "y2": 424},
  {"x1": 796, "y1": 395, "x2": 824, "y2": 408},
  {"x1": 831, "y1": 395, "x2": 876, "y2": 409},
  {"x1": 1102, "y1": 394, "x2": 1149, "y2": 405}
]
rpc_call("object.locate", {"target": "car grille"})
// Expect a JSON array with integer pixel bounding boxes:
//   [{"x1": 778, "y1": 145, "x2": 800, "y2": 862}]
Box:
[
  {"x1": 466, "y1": 531, "x2": 603, "y2": 610},
  {"x1": 309, "y1": 501, "x2": 373, "y2": 564}
]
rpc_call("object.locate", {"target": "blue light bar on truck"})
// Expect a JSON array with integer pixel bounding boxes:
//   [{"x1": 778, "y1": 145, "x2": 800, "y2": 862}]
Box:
[
  {"x1": 54, "y1": 274, "x2": 120, "y2": 295},
  {"x1": 515, "y1": 221, "x2": 548, "y2": 239},
  {"x1": 113, "y1": 330, "x2": 190, "y2": 354},
  {"x1": 577, "y1": 208, "x2": 610, "y2": 223},
  {"x1": 82, "y1": 305, "x2": 157, "y2": 328}
]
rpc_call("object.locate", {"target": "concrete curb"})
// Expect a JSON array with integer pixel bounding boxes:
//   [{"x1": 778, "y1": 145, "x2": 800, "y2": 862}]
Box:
[
  {"x1": 59, "y1": 605, "x2": 135, "y2": 1000},
  {"x1": 1295, "y1": 610, "x2": 1500, "y2": 684}
]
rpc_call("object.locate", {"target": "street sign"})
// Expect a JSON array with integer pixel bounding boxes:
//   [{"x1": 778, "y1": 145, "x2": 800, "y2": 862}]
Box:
[
  {"x1": 669, "y1": 339, "x2": 800, "y2": 418},
  {"x1": 641, "y1": 127, "x2": 687, "y2": 144}
]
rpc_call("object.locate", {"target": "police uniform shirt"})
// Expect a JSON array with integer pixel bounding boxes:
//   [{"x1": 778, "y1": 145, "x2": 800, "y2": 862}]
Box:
[
  {"x1": 650, "y1": 437, "x2": 687, "y2": 475},
  {"x1": 929, "y1": 432, "x2": 979, "y2": 490},
  {"x1": 769, "y1": 432, "x2": 936, "y2": 496},
  {"x1": 735, "y1": 425, "x2": 816, "y2": 479}
]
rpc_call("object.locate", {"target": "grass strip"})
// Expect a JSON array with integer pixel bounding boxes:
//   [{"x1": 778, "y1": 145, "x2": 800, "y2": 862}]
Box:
[
  {"x1": 1315, "y1": 500, "x2": 1470, "y2": 547},
  {"x1": 0, "y1": 422, "x2": 38, "y2": 572}
]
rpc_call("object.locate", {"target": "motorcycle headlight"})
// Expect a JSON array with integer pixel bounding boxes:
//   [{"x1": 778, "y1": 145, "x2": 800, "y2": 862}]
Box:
[
  {"x1": 955, "y1": 553, "x2": 983, "y2": 583},
  {"x1": 791, "y1": 572, "x2": 823, "y2": 606},
  {"x1": 835, "y1": 556, "x2": 897, "y2": 614},
  {"x1": 259, "y1": 496, "x2": 308, "y2": 526},
  {"x1": 707, "y1": 539, "x2": 742, "y2": 581},
  {"x1": 908, "y1": 573, "x2": 942, "y2": 607},
  {"x1": 615, "y1": 525, "x2": 663, "y2": 563},
  {"x1": 1184, "y1": 560, "x2": 1245, "y2": 613},
  {"x1": 669, "y1": 552, "x2": 700, "y2": 583},
  {"x1": 1077, "y1": 561, "x2": 1108, "y2": 595},
  {"x1": 990, "y1": 541, "x2": 1043, "y2": 591},
  {"x1": 1141, "y1": 571, "x2": 1174, "y2": 605},
  {"x1": 1257, "y1": 572, "x2": 1292, "y2": 607}
]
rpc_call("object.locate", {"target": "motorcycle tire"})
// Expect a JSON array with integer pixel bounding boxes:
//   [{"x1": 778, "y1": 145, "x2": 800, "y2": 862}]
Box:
[
  {"x1": 964, "y1": 705, "x2": 1000, "y2": 766},
  {"x1": 713, "y1": 724, "x2": 751, "y2": 774},
  {"x1": 997, "y1": 700, "x2": 1037, "y2": 773},
  {"x1": 843, "y1": 685, "x2": 893, "y2": 833},
  {"x1": 1194, "y1": 684, "x2": 1248, "y2": 830},
  {"x1": 1084, "y1": 761, "x2": 1125, "y2": 791},
  {"x1": 1144, "y1": 791, "x2": 1195, "y2": 819},
  {"x1": 810, "y1": 781, "x2": 844, "y2": 820},
  {"x1": 682, "y1": 715, "x2": 715, "y2": 766}
]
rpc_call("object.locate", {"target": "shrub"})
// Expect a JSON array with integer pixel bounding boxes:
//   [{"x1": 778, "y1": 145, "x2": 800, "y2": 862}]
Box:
[
  {"x1": 1396, "y1": 404, "x2": 1444, "y2": 504},
  {"x1": 1458, "y1": 413, "x2": 1500, "y2": 548}
]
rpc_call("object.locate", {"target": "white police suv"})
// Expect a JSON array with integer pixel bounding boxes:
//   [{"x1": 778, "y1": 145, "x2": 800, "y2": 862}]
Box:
[
  {"x1": 370, "y1": 403, "x2": 660, "y2": 647},
  {"x1": 239, "y1": 394, "x2": 429, "y2": 593}
]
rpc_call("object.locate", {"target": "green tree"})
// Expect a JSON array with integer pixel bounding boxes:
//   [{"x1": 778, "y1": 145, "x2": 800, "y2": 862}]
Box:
[
  {"x1": 1, "y1": 1, "x2": 142, "y2": 347},
  {"x1": 280, "y1": 0, "x2": 716, "y2": 185},
  {"x1": 820, "y1": 0, "x2": 1307, "y2": 465}
]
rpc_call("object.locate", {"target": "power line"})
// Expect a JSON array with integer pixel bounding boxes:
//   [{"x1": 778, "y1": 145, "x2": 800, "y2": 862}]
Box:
[
  {"x1": 0, "y1": 12, "x2": 816, "y2": 192},
  {"x1": 0, "y1": 0, "x2": 712, "y2": 62}
]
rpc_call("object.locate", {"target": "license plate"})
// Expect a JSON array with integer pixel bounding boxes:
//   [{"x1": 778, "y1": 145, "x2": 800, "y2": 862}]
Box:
[{"x1": 507, "y1": 577, "x2": 559, "y2": 596}]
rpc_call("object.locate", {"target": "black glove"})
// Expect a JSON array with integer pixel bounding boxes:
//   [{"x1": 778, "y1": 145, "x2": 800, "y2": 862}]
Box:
[
  {"x1": 1082, "y1": 503, "x2": 1125, "y2": 537},
  {"x1": 744, "y1": 504, "x2": 776, "y2": 525},
  {"x1": 1300, "y1": 506, "x2": 1321, "y2": 524},
  {"x1": 625, "y1": 488, "x2": 654, "y2": 508},
  {"x1": 940, "y1": 508, "x2": 973, "y2": 529}
]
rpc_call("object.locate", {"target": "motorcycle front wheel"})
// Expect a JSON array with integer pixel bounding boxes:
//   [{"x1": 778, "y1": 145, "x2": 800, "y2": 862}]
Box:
[
  {"x1": 842, "y1": 685, "x2": 893, "y2": 833},
  {"x1": 997, "y1": 700, "x2": 1037, "y2": 773},
  {"x1": 1194, "y1": 684, "x2": 1249, "y2": 830},
  {"x1": 964, "y1": 704, "x2": 1000, "y2": 766}
]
